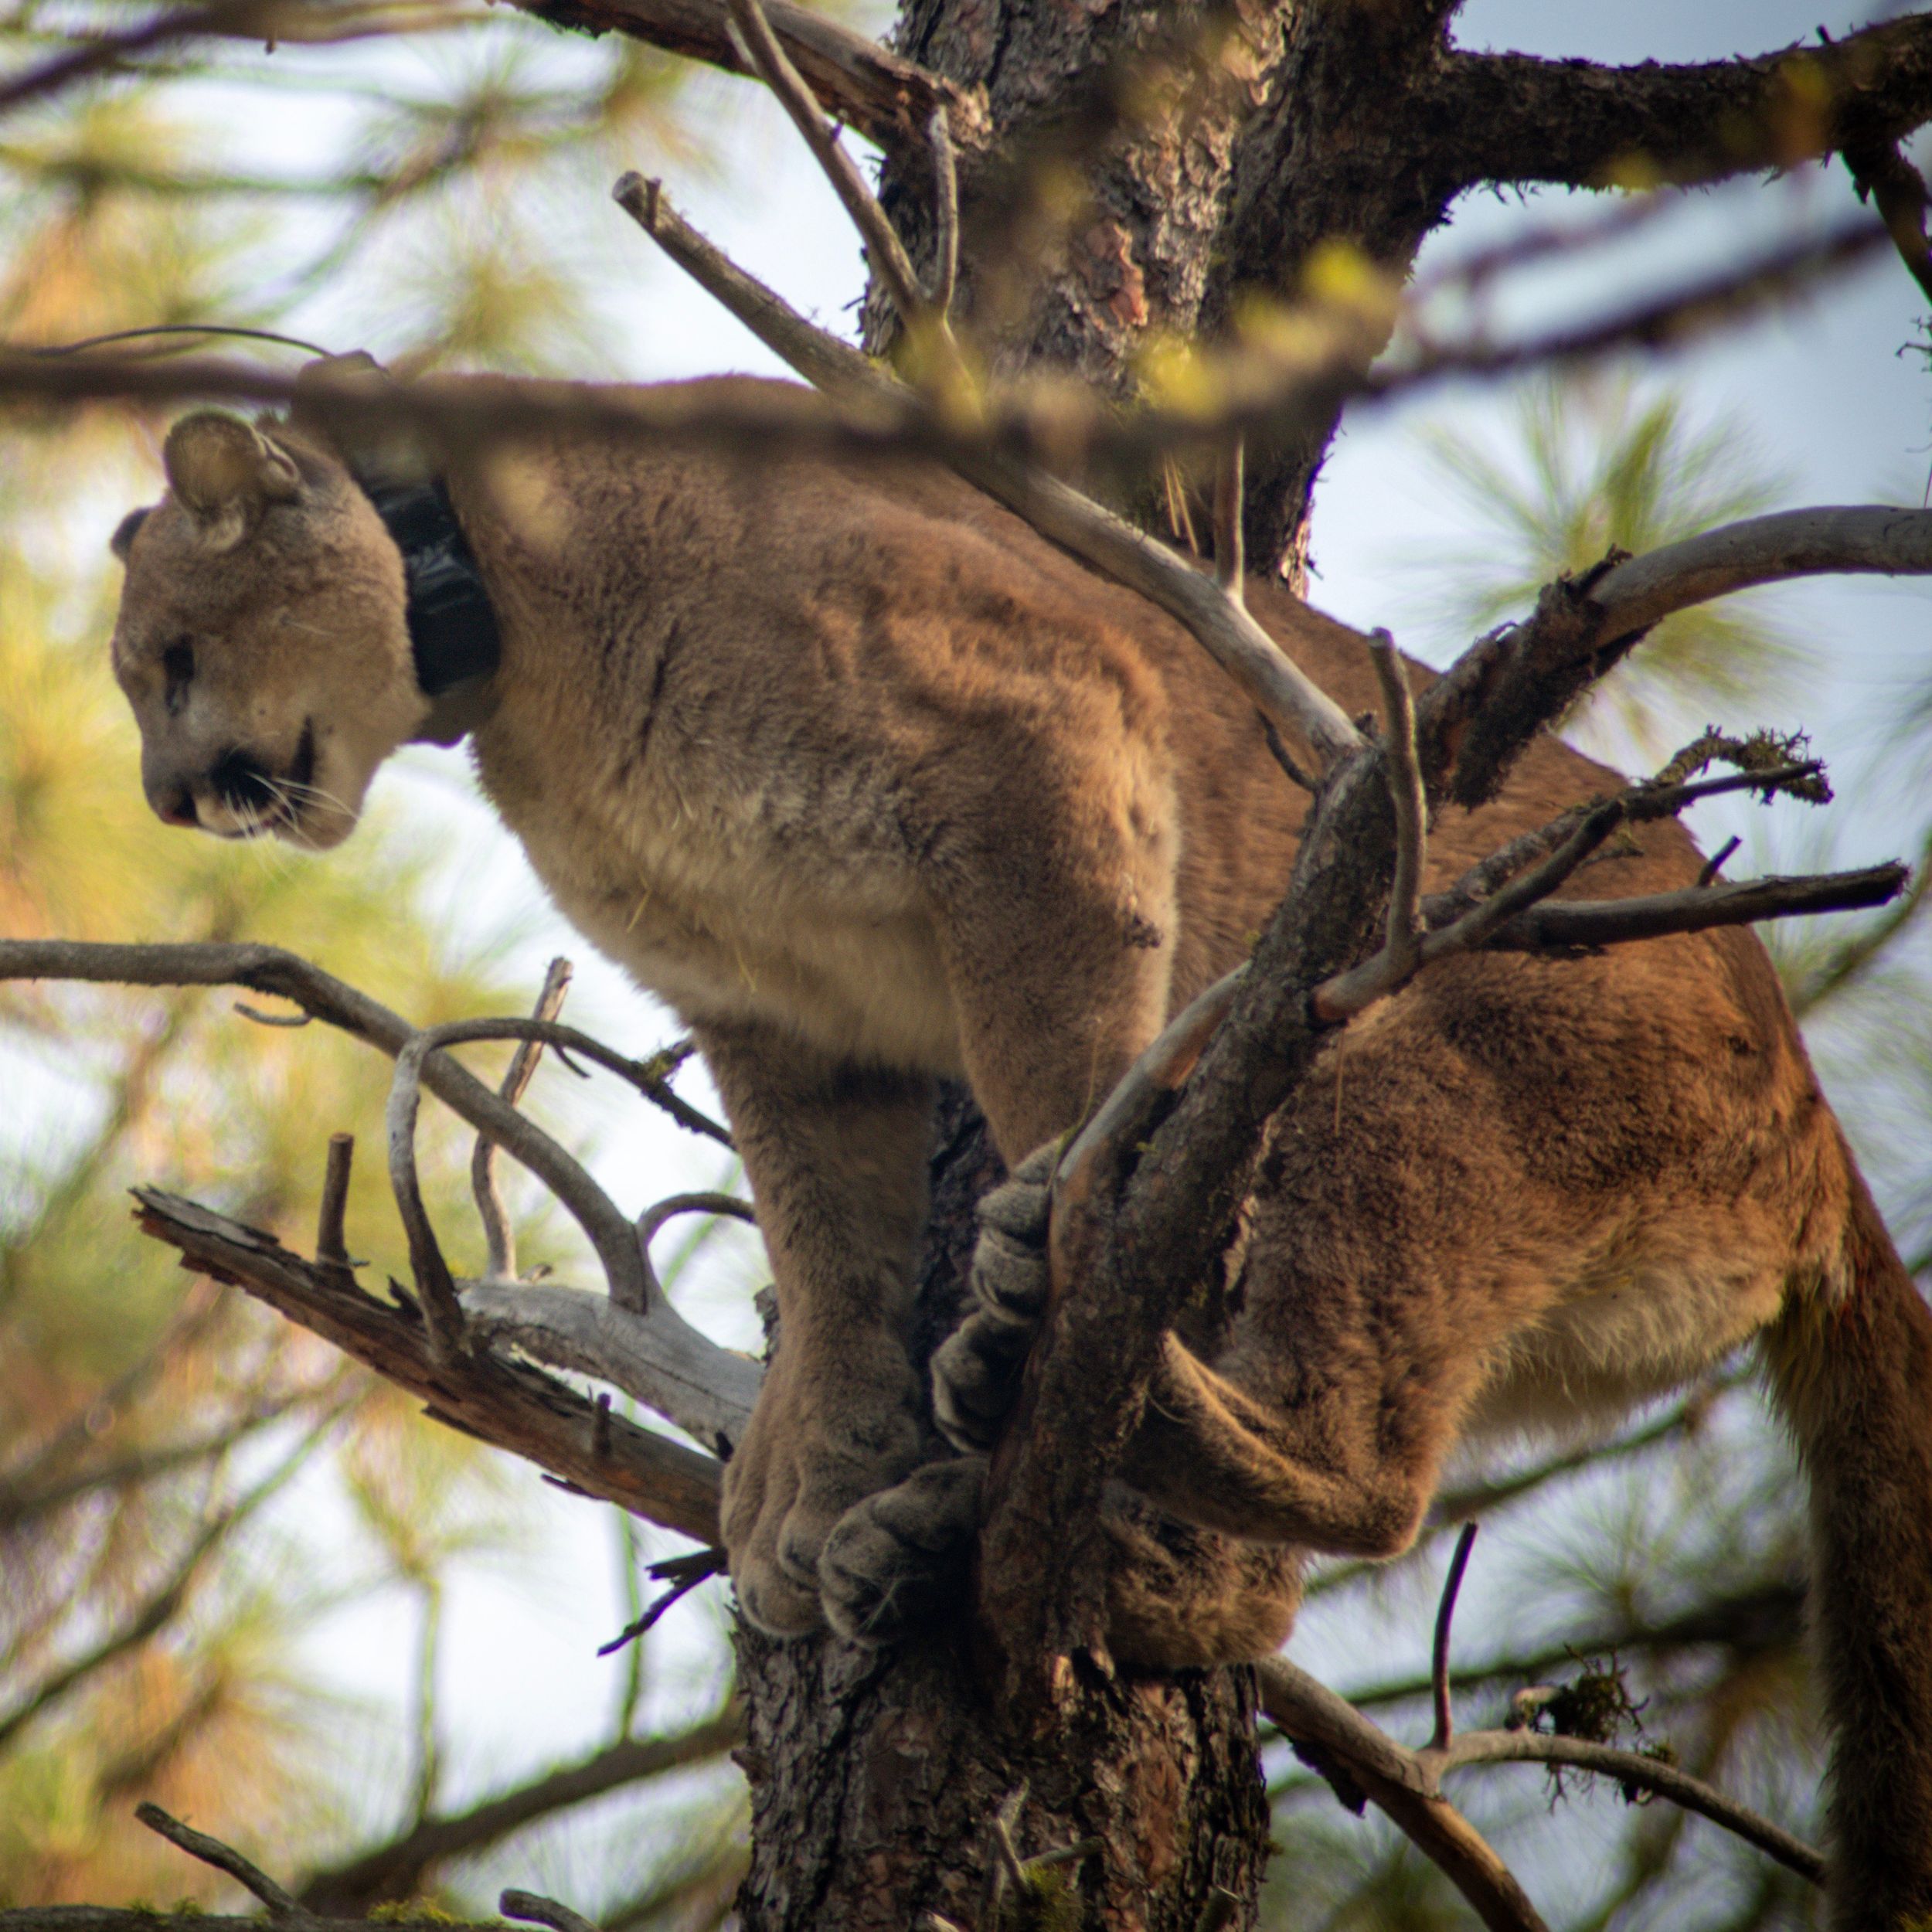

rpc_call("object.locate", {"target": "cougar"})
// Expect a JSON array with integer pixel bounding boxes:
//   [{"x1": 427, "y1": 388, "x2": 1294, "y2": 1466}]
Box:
[{"x1": 107, "y1": 364, "x2": 1932, "y2": 1927}]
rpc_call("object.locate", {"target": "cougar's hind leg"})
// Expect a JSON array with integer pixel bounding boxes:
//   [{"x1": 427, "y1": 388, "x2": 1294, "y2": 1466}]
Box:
[{"x1": 1101, "y1": 1485, "x2": 1303, "y2": 1670}]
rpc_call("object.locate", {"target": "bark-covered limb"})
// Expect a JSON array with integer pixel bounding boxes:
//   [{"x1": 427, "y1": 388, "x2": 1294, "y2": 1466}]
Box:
[
  {"x1": 1429, "y1": 15, "x2": 1932, "y2": 195},
  {"x1": 514, "y1": 0, "x2": 978, "y2": 155},
  {"x1": 126, "y1": 1188, "x2": 724, "y2": 1543},
  {"x1": 1258, "y1": 1642, "x2": 1825, "y2": 1908},
  {"x1": 1423, "y1": 1730, "x2": 1825, "y2": 1885},
  {"x1": 133, "y1": 1806, "x2": 305, "y2": 1920},
  {"x1": 1845, "y1": 134, "x2": 1932, "y2": 304},
  {"x1": 1588, "y1": 505, "x2": 1932, "y2": 642},
  {"x1": 1256, "y1": 1661, "x2": 1549, "y2": 1932},
  {"x1": 500, "y1": 1891, "x2": 602, "y2": 1932}
]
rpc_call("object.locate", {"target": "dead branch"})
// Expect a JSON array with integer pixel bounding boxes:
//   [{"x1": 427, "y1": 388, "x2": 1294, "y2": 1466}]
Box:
[
  {"x1": 724, "y1": 0, "x2": 943, "y2": 366},
  {"x1": 518, "y1": 0, "x2": 976, "y2": 155},
  {"x1": 611, "y1": 175, "x2": 881, "y2": 397},
  {"x1": 317, "y1": 1131, "x2": 355, "y2": 1269},
  {"x1": 1428, "y1": 1730, "x2": 1824, "y2": 1884},
  {"x1": 1257, "y1": 1651, "x2": 1825, "y2": 1918},
  {"x1": 637, "y1": 1191, "x2": 757, "y2": 1304},
  {"x1": 474, "y1": 955, "x2": 573, "y2": 1279},
  {"x1": 1479, "y1": 864, "x2": 1906, "y2": 953},
  {"x1": 386, "y1": 1030, "x2": 470, "y2": 1362},
  {"x1": 388, "y1": 1016, "x2": 648, "y2": 1315},
  {"x1": 124, "y1": 1188, "x2": 724, "y2": 1543},
  {"x1": 1428, "y1": 15, "x2": 1932, "y2": 196},
  {"x1": 1257, "y1": 1661, "x2": 1549, "y2": 1932},
  {"x1": 134, "y1": 1806, "x2": 304, "y2": 1920},
  {"x1": 500, "y1": 1891, "x2": 601, "y2": 1932}
]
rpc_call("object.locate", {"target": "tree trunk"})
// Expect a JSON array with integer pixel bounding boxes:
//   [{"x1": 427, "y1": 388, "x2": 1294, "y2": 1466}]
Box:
[{"x1": 740, "y1": 6, "x2": 1471, "y2": 1924}]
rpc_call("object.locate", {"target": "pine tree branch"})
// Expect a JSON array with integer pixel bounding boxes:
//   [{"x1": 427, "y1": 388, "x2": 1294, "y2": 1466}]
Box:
[
  {"x1": 512, "y1": 0, "x2": 978, "y2": 156},
  {"x1": 1429, "y1": 16, "x2": 1932, "y2": 196},
  {"x1": 122, "y1": 1188, "x2": 726, "y2": 1543}
]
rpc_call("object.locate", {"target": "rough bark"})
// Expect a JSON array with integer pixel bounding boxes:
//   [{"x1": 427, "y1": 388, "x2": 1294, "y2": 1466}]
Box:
[
  {"x1": 735, "y1": 1622, "x2": 1267, "y2": 1932},
  {"x1": 736, "y1": 1094, "x2": 1277, "y2": 1930}
]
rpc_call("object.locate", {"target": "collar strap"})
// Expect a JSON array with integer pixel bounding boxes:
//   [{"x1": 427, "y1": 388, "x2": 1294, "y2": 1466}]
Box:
[{"x1": 353, "y1": 470, "x2": 502, "y2": 699}]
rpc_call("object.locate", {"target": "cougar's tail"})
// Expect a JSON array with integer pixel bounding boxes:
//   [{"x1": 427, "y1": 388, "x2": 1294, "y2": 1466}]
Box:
[{"x1": 1764, "y1": 1167, "x2": 1932, "y2": 1931}]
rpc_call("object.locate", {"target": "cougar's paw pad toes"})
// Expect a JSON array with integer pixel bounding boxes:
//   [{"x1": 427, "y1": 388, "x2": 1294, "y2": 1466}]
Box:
[
  {"x1": 971, "y1": 1225, "x2": 1052, "y2": 1320},
  {"x1": 819, "y1": 1458, "x2": 986, "y2": 1645},
  {"x1": 732, "y1": 1549, "x2": 825, "y2": 1637},
  {"x1": 971, "y1": 1142, "x2": 1057, "y2": 1319},
  {"x1": 776, "y1": 1406, "x2": 927, "y2": 1587},
  {"x1": 932, "y1": 1308, "x2": 1034, "y2": 1453}
]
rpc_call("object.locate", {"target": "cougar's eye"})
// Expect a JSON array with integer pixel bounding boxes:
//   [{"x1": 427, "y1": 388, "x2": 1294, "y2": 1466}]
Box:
[{"x1": 162, "y1": 639, "x2": 194, "y2": 715}]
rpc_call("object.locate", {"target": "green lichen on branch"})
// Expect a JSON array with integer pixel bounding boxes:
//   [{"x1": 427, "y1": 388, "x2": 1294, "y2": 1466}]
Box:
[{"x1": 1653, "y1": 726, "x2": 1832, "y2": 804}]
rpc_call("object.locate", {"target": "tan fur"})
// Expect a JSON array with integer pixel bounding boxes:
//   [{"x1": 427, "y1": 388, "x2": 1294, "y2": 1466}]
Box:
[{"x1": 109, "y1": 370, "x2": 1932, "y2": 1925}]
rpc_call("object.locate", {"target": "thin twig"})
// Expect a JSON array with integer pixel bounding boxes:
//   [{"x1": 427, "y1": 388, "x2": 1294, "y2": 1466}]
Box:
[
  {"x1": 1430, "y1": 1522, "x2": 1479, "y2": 1751},
  {"x1": 595, "y1": 1547, "x2": 724, "y2": 1655},
  {"x1": 637, "y1": 1192, "x2": 757, "y2": 1304},
  {"x1": 134, "y1": 1806, "x2": 305, "y2": 1921},
  {"x1": 500, "y1": 1891, "x2": 601, "y2": 1932},
  {"x1": 1426, "y1": 1730, "x2": 1824, "y2": 1884},
  {"x1": 386, "y1": 1035, "x2": 469, "y2": 1362},
  {"x1": 926, "y1": 106, "x2": 961, "y2": 317},
  {"x1": 1213, "y1": 438, "x2": 1244, "y2": 607},
  {"x1": 726, "y1": 0, "x2": 933, "y2": 348},
  {"x1": 1372, "y1": 631, "x2": 1425, "y2": 971},
  {"x1": 316, "y1": 1133, "x2": 354, "y2": 1269},
  {"x1": 473, "y1": 957, "x2": 573, "y2": 1281}
]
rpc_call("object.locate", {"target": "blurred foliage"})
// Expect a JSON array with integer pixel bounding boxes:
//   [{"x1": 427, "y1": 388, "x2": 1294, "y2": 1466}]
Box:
[
  {"x1": 0, "y1": 18, "x2": 744, "y2": 1926},
  {"x1": 1409, "y1": 376, "x2": 1801, "y2": 754}
]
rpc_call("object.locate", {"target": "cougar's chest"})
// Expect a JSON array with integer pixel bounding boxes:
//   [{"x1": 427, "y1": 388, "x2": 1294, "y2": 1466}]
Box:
[{"x1": 472, "y1": 696, "x2": 964, "y2": 1074}]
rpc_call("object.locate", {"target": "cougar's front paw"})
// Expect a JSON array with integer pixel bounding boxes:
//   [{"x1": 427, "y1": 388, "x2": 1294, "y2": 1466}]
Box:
[
  {"x1": 820, "y1": 1455, "x2": 987, "y2": 1644},
  {"x1": 722, "y1": 1350, "x2": 925, "y2": 1638},
  {"x1": 933, "y1": 1143, "x2": 1056, "y2": 1453}
]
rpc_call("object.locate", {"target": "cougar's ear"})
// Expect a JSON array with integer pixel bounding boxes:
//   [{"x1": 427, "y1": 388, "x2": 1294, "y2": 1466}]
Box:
[
  {"x1": 162, "y1": 410, "x2": 301, "y2": 546},
  {"x1": 109, "y1": 505, "x2": 151, "y2": 563}
]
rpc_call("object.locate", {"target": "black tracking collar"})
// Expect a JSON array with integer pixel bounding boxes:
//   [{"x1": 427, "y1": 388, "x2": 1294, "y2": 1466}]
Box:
[{"x1": 353, "y1": 471, "x2": 502, "y2": 699}]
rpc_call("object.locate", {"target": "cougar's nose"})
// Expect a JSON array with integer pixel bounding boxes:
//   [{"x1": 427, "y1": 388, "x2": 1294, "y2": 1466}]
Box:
[{"x1": 151, "y1": 783, "x2": 199, "y2": 828}]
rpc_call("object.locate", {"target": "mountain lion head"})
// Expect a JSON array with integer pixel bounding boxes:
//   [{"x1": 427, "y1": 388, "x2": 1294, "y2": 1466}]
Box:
[{"x1": 108, "y1": 409, "x2": 428, "y2": 849}]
